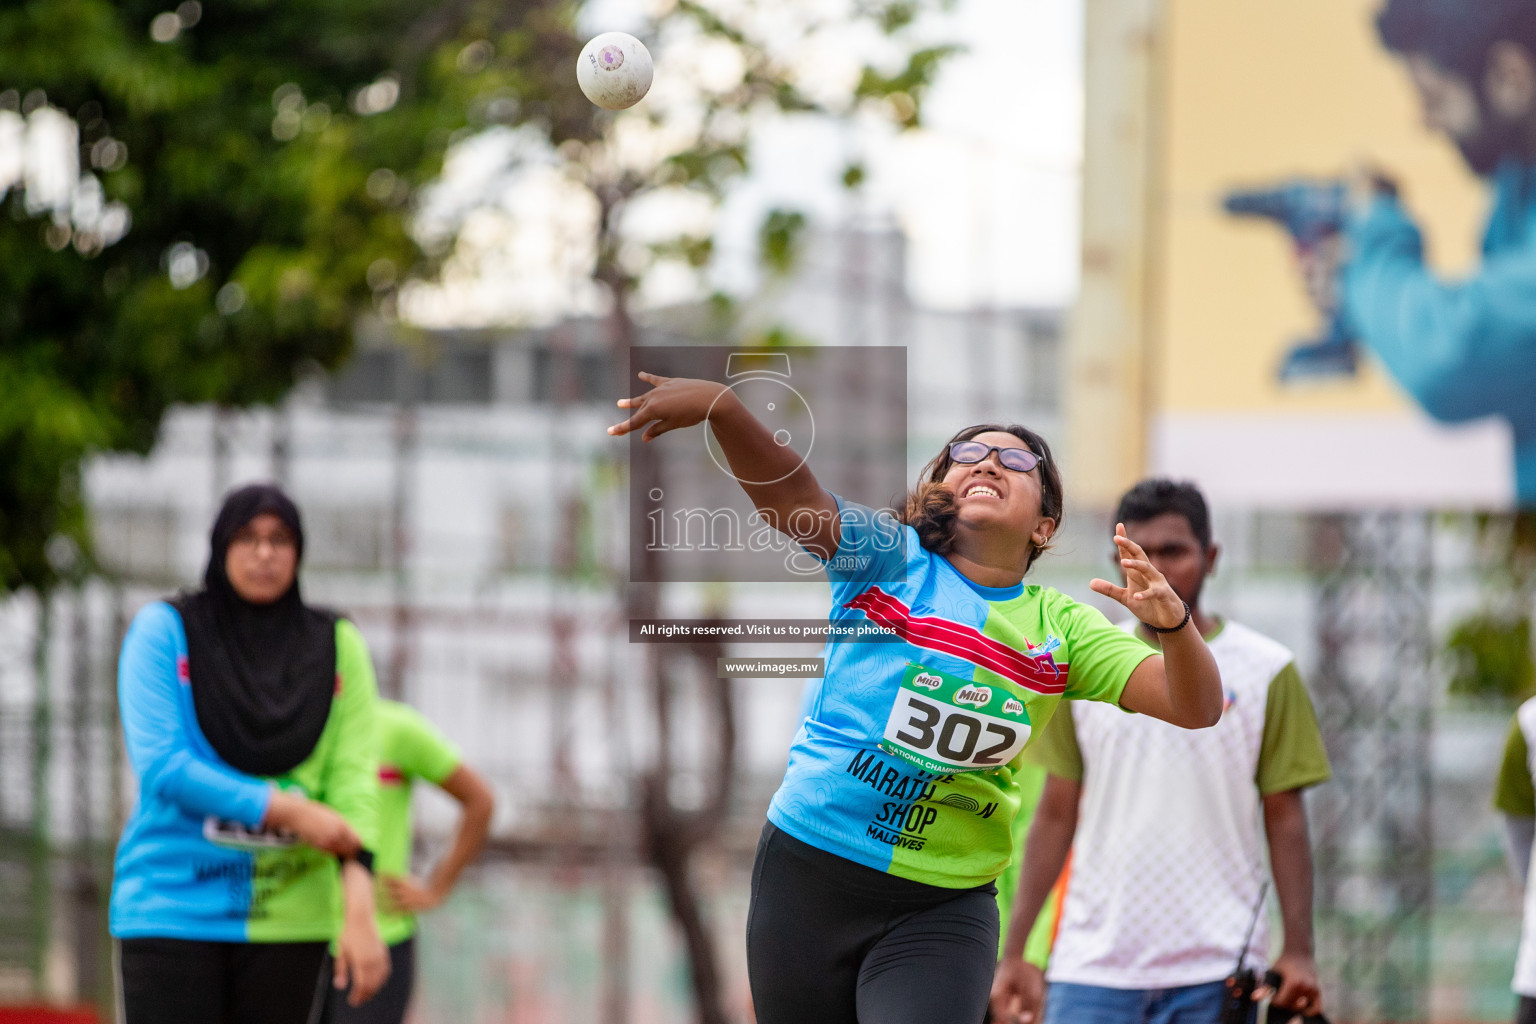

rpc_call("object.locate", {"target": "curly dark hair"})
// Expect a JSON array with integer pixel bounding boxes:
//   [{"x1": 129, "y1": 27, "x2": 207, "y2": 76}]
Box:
[{"x1": 898, "y1": 423, "x2": 1063, "y2": 572}]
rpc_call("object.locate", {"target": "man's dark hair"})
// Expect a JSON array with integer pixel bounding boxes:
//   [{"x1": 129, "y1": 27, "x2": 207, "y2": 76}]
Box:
[
  {"x1": 1114, "y1": 479, "x2": 1212, "y2": 549},
  {"x1": 1378, "y1": 0, "x2": 1536, "y2": 80}
]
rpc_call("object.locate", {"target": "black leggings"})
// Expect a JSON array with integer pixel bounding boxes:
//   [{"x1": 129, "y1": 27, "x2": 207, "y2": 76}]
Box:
[
  {"x1": 321, "y1": 938, "x2": 415, "y2": 1024},
  {"x1": 746, "y1": 821, "x2": 999, "y2": 1024},
  {"x1": 118, "y1": 937, "x2": 328, "y2": 1024}
]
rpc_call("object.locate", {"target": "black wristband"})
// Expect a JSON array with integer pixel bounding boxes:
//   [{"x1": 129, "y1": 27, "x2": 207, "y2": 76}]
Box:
[
  {"x1": 339, "y1": 848, "x2": 376, "y2": 874},
  {"x1": 1144, "y1": 601, "x2": 1192, "y2": 635}
]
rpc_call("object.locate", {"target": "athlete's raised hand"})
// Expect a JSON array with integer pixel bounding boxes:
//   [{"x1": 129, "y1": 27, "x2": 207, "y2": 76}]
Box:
[
  {"x1": 1089, "y1": 524, "x2": 1187, "y2": 631},
  {"x1": 606, "y1": 368, "x2": 837, "y2": 556},
  {"x1": 607, "y1": 372, "x2": 733, "y2": 442},
  {"x1": 1105, "y1": 522, "x2": 1222, "y2": 728}
]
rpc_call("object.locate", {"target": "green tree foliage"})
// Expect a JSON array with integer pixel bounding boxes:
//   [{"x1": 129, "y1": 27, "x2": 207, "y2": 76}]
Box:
[
  {"x1": 758, "y1": 208, "x2": 807, "y2": 276},
  {"x1": 0, "y1": 0, "x2": 954, "y2": 594},
  {"x1": 1444, "y1": 512, "x2": 1536, "y2": 706},
  {"x1": 1446, "y1": 613, "x2": 1534, "y2": 704},
  {"x1": 2, "y1": 0, "x2": 479, "y2": 588}
]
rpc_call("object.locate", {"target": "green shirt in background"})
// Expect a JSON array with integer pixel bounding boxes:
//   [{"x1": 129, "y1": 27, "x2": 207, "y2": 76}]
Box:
[
  {"x1": 374, "y1": 699, "x2": 462, "y2": 946},
  {"x1": 255, "y1": 618, "x2": 380, "y2": 942},
  {"x1": 992, "y1": 758, "x2": 1060, "y2": 969}
]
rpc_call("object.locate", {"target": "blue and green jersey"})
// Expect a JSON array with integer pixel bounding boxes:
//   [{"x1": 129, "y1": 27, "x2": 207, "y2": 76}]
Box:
[
  {"x1": 767, "y1": 496, "x2": 1155, "y2": 889},
  {"x1": 110, "y1": 602, "x2": 380, "y2": 943}
]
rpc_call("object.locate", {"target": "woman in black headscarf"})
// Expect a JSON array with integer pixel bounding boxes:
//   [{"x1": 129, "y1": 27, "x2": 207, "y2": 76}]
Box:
[{"x1": 110, "y1": 484, "x2": 390, "y2": 1024}]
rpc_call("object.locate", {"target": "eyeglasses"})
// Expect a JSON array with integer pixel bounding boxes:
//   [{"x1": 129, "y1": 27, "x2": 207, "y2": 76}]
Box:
[{"x1": 948, "y1": 440, "x2": 1044, "y2": 474}]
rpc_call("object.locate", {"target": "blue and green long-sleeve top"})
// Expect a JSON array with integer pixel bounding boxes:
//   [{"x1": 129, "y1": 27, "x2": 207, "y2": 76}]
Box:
[
  {"x1": 109, "y1": 601, "x2": 380, "y2": 942},
  {"x1": 1343, "y1": 158, "x2": 1536, "y2": 505}
]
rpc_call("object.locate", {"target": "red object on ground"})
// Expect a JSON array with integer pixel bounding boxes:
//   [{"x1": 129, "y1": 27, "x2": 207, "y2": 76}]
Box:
[{"x1": 0, "y1": 1008, "x2": 99, "y2": 1024}]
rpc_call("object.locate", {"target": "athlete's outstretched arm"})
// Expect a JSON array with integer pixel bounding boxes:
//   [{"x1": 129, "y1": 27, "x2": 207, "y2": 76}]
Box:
[
  {"x1": 608, "y1": 371, "x2": 841, "y2": 559},
  {"x1": 992, "y1": 774, "x2": 1080, "y2": 1024},
  {"x1": 1093, "y1": 525, "x2": 1223, "y2": 729}
]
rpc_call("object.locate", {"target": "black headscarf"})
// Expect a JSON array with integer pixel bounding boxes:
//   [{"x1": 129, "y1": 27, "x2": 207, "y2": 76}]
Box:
[{"x1": 172, "y1": 484, "x2": 338, "y2": 776}]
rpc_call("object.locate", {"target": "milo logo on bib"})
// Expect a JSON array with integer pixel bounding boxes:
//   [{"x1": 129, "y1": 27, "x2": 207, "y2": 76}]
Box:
[
  {"x1": 954, "y1": 685, "x2": 991, "y2": 707},
  {"x1": 880, "y1": 663, "x2": 1032, "y2": 774}
]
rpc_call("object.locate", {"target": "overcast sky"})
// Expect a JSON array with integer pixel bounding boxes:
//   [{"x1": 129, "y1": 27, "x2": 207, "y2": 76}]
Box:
[
  {"x1": 401, "y1": 0, "x2": 1084, "y2": 326},
  {"x1": 713, "y1": 0, "x2": 1083, "y2": 311}
]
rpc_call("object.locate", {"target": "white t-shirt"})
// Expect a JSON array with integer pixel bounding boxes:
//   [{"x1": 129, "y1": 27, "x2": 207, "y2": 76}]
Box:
[
  {"x1": 1507, "y1": 697, "x2": 1536, "y2": 996},
  {"x1": 1030, "y1": 620, "x2": 1329, "y2": 990}
]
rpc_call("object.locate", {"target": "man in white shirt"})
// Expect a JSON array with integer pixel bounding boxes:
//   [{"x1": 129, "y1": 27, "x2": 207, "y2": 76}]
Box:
[{"x1": 991, "y1": 479, "x2": 1331, "y2": 1024}]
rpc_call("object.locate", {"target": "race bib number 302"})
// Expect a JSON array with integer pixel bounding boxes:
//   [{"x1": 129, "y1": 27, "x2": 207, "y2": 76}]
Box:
[{"x1": 879, "y1": 662, "x2": 1032, "y2": 774}]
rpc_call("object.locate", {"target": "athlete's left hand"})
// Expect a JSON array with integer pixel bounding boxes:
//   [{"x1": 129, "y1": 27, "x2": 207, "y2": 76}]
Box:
[
  {"x1": 383, "y1": 873, "x2": 444, "y2": 913},
  {"x1": 1090, "y1": 524, "x2": 1187, "y2": 630},
  {"x1": 336, "y1": 860, "x2": 391, "y2": 1006},
  {"x1": 1257, "y1": 950, "x2": 1323, "y2": 1018},
  {"x1": 334, "y1": 914, "x2": 390, "y2": 1006}
]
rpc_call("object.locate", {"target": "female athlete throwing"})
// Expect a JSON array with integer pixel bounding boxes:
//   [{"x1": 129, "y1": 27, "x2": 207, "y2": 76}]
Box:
[{"x1": 608, "y1": 372, "x2": 1222, "y2": 1024}]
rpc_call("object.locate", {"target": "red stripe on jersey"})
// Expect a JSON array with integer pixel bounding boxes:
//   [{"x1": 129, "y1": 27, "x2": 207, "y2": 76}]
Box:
[
  {"x1": 379, "y1": 765, "x2": 404, "y2": 786},
  {"x1": 842, "y1": 587, "x2": 1069, "y2": 695}
]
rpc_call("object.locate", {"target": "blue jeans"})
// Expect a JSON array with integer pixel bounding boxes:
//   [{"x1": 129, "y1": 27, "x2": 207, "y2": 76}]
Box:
[{"x1": 1043, "y1": 979, "x2": 1246, "y2": 1024}]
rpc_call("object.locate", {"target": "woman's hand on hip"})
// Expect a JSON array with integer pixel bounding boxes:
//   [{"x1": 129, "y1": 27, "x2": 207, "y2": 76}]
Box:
[{"x1": 383, "y1": 873, "x2": 444, "y2": 913}]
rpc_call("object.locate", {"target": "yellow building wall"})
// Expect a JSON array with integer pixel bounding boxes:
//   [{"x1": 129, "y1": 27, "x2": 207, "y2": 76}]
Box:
[{"x1": 1155, "y1": 0, "x2": 1487, "y2": 415}]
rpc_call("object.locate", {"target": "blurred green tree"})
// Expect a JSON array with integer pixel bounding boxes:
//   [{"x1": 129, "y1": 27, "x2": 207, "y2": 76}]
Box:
[
  {"x1": 1446, "y1": 613, "x2": 1534, "y2": 704},
  {"x1": 0, "y1": 0, "x2": 505, "y2": 588},
  {"x1": 0, "y1": 0, "x2": 953, "y2": 592},
  {"x1": 1445, "y1": 512, "x2": 1536, "y2": 706}
]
